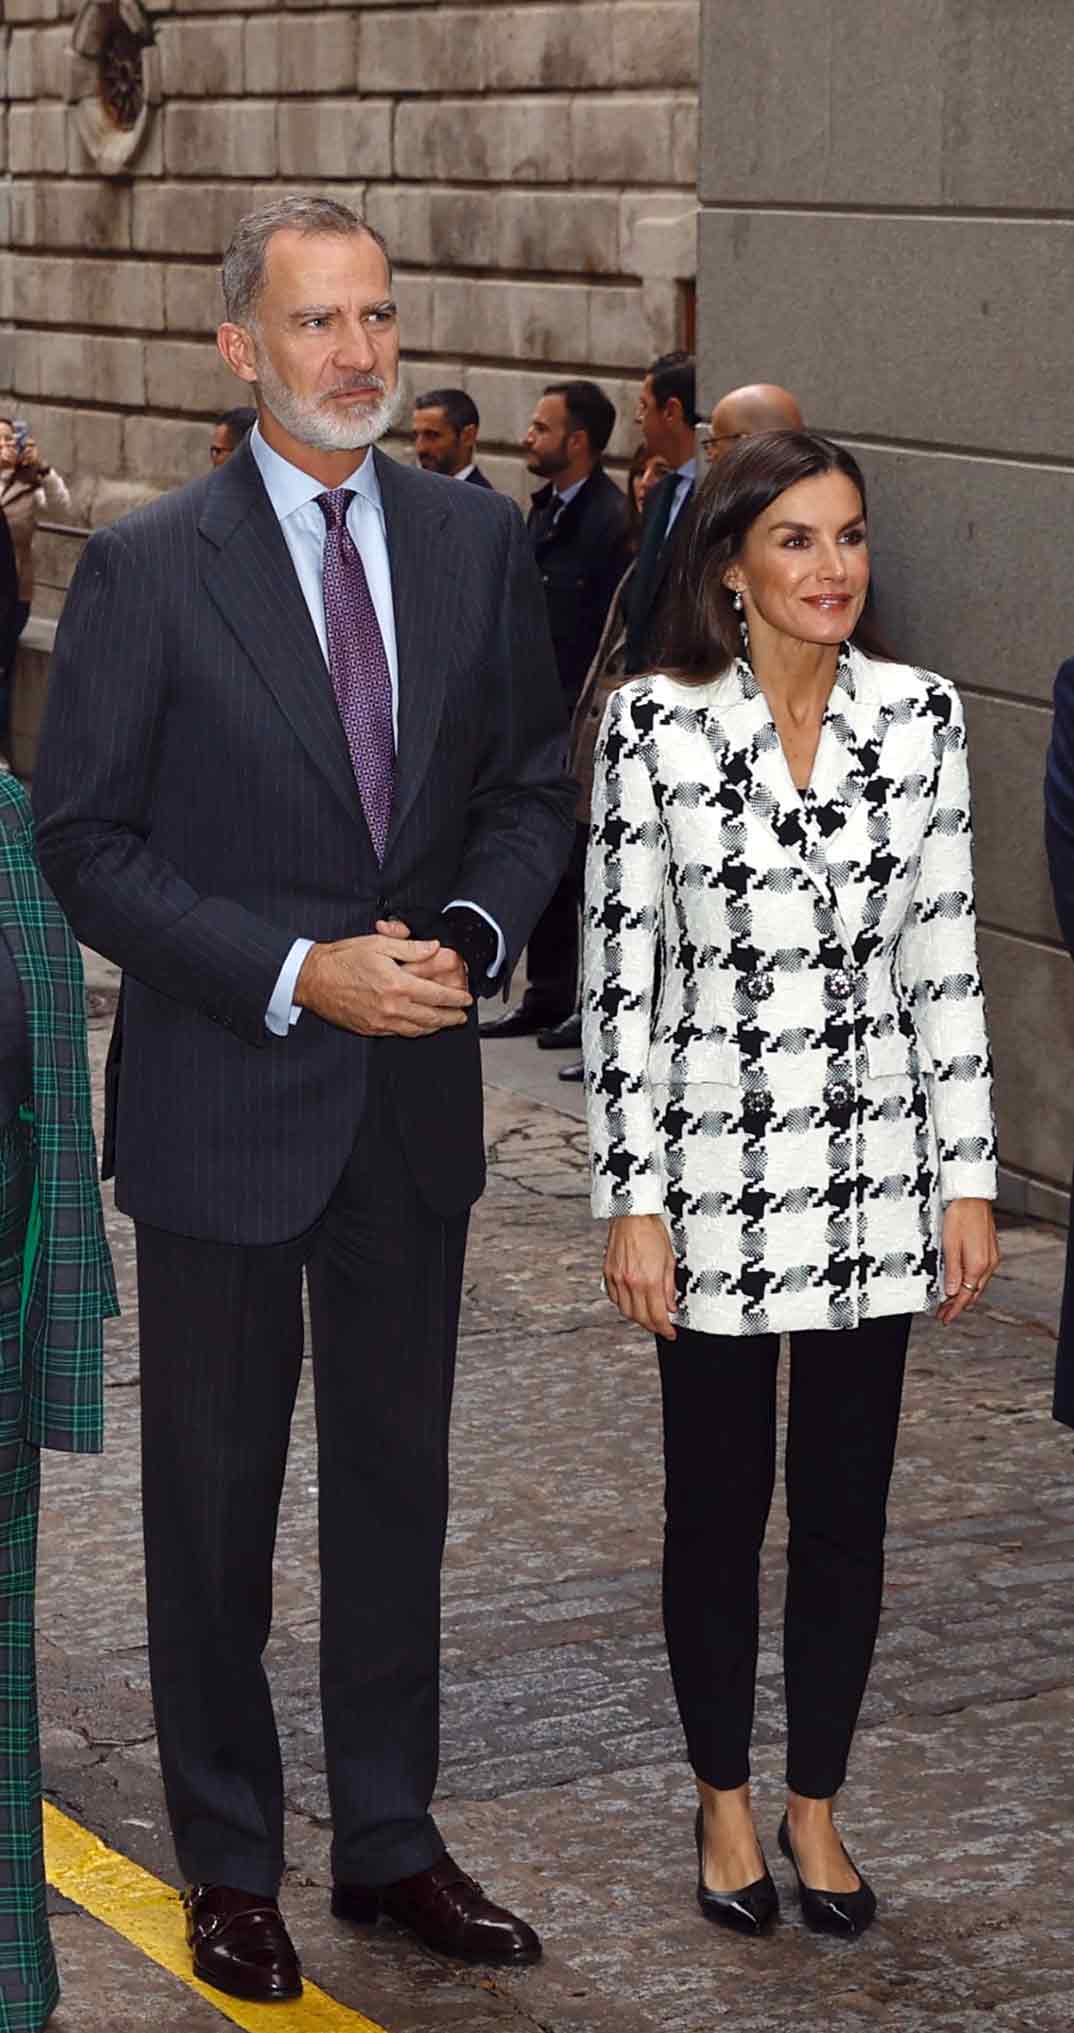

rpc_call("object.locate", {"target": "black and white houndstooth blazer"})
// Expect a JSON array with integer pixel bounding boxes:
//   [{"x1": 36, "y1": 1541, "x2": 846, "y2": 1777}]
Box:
[{"x1": 582, "y1": 644, "x2": 997, "y2": 1338}]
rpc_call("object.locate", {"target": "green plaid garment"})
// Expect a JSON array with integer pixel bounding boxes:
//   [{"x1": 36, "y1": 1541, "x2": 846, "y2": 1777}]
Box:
[
  {"x1": 0, "y1": 777, "x2": 116, "y2": 1455},
  {"x1": 0, "y1": 1124, "x2": 59, "y2": 2029}
]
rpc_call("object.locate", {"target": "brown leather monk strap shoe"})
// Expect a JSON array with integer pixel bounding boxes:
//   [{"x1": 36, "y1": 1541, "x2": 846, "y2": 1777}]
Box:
[
  {"x1": 182, "y1": 1884, "x2": 302, "y2": 2003},
  {"x1": 332, "y1": 1853, "x2": 542, "y2": 1966}
]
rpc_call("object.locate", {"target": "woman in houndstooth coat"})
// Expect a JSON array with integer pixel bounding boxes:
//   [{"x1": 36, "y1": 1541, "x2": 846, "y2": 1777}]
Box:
[{"x1": 583, "y1": 431, "x2": 998, "y2": 1938}]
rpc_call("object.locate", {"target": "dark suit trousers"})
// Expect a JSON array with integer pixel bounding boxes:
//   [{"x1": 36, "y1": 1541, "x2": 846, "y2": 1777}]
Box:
[
  {"x1": 658, "y1": 1316, "x2": 910, "y2": 1798},
  {"x1": 135, "y1": 1070, "x2": 469, "y2": 1896}
]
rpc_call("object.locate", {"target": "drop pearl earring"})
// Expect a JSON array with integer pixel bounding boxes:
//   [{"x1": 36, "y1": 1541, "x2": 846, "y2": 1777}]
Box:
[{"x1": 731, "y1": 590, "x2": 750, "y2": 653}]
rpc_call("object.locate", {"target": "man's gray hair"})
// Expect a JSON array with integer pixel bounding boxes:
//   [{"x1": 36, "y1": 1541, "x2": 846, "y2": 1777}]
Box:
[{"x1": 220, "y1": 195, "x2": 392, "y2": 325}]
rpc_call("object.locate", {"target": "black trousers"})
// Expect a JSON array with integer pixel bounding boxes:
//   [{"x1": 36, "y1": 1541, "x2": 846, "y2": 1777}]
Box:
[
  {"x1": 135, "y1": 1072, "x2": 469, "y2": 1897},
  {"x1": 658, "y1": 1314, "x2": 910, "y2": 1799},
  {"x1": 523, "y1": 821, "x2": 588, "y2": 1015}
]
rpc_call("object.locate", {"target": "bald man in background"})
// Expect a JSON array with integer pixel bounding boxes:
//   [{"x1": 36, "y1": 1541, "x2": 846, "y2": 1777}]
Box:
[{"x1": 704, "y1": 381, "x2": 803, "y2": 465}]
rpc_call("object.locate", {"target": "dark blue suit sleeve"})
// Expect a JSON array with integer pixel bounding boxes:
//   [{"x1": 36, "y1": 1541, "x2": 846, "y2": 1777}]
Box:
[
  {"x1": 1045, "y1": 657, "x2": 1074, "y2": 958},
  {"x1": 32, "y1": 525, "x2": 293, "y2": 1048}
]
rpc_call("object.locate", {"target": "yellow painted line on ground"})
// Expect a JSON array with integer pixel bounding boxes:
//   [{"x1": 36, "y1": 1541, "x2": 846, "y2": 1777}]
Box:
[{"x1": 44, "y1": 1802, "x2": 390, "y2": 2033}]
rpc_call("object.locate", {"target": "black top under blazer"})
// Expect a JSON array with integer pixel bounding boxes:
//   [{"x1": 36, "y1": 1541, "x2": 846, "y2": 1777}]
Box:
[{"x1": 32, "y1": 441, "x2": 575, "y2": 1245}]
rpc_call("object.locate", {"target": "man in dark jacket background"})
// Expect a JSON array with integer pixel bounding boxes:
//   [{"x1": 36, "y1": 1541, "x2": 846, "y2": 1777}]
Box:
[
  {"x1": 623, "y1": 349, "x2": 699, "y2": 676},
  {"x1": 481, "y1": 380, "x2": 629, "y2": 1043}
]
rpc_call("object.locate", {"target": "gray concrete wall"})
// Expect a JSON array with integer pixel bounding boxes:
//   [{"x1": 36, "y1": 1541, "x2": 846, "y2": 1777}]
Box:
[{"x1": 698, "y1": 0, "x2": 1074, "y2": 1220}]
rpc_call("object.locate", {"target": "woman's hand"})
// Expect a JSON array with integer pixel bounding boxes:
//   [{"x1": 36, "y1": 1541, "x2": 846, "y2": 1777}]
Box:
[
  {"x1": 603, "y1": 1213, "x2": 678, "y2": 1341},
  {"x1": 937, "y1": 1198, "x2": 1000, "y2": 1325}
]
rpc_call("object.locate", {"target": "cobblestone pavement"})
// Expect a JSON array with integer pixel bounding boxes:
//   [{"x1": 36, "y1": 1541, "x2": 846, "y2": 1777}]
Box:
[{"x1": 35, "y1": 977, "x2": 1074, "y2": 2030}]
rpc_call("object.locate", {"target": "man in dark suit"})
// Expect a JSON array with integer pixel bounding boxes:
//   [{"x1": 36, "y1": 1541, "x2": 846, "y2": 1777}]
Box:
[
  {"x1": 412, "y1": 387, "x2": 493, "y2": 488},
  {"x1": 33, "y1": 196, "x2": 573, "y2": 2004},
  {"x1": 1044, "y1": 664, "x2": 1074, "y2": 1426},
  {"x1": 481, "y1": 380, "x2": 629, "y2": 1043},
  {"x1": 623, "y1": 349, "x2": 700, "y2": 676}
]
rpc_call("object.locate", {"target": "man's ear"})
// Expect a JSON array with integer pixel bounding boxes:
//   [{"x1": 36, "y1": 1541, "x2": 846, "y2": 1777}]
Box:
[{"x1": 217, "y1": 323, "x2": 259, "y2": 387}]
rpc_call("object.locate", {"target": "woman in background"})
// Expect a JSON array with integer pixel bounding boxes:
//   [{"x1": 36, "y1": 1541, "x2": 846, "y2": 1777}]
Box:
[{"x1": 554, "y1": 448, "x2": 672, "y2": 1084}]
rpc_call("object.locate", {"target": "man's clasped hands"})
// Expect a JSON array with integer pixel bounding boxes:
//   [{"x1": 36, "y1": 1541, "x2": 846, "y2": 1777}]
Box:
[{"x1": 295, "y1": 919, "x2": 472, "y2": 1037}]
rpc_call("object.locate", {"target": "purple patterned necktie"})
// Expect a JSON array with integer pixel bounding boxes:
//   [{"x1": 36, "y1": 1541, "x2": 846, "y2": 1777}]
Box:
[{"x1": 317, "y1": 486, "x2": 395, "y2": 861}]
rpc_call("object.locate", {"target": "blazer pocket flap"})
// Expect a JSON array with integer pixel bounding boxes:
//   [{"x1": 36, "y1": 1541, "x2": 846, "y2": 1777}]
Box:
[
  {"x1": 862, "y1": 1032, "x2": 915, "y2": 1081},
  {"x1": 648, "y1": 1033, "x2": 740, "y2": 1086}
]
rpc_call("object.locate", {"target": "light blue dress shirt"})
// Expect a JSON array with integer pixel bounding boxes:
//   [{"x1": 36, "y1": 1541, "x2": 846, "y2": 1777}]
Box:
[
  {"x1": 552, "y1": 473, "x2": 587, "y2": 515},
  {"x1": 665, "y1": 456, "x2": 697, "y2": 536},
  {"x1": 249, "y1": 426, "x2": 504, "y2": 1035}
]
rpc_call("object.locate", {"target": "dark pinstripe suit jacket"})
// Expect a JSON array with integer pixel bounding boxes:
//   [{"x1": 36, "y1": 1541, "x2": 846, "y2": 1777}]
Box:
[{"x1": 32, "y1": 441, "x2": 574, "y2": 1244}]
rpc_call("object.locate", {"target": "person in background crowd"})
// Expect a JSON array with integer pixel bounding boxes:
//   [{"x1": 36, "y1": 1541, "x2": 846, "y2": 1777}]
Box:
[
  {"x1": 210, "y1": 407, "x2": 258, "y2": 467},
  {"x1": 412, "y1": 389, "x2": 492, "y2": 487},
  {"x1": 0, "y1": 422, "x2": 70, "y2": 643},
  {"x1": 0, "y1": 421, "x2": 70, "y2": 762},
  {"x1": 34, "y1": 193, "x2": 572, "y2": 2006},
  {"x1": 0, "y1": 771, "x2": 116, "y2": 2029},
  {"x1": 585, "y1": 429, "x2": 997, "y2": 1940},
  {"x1": 556, "y1": 388, "x2": 804, "y2": 1083},
  {"x1": 1044, "y1": 661, "x2": 1074, "y2": 1427},
  {"x1": 480, "y1": 380, "x2": 630, "y2": 1046},
  {"x1": 550, "y1": 446, "x2": 671, "y2": 1078},
  {"x1": 626, "y1": 444, "x2": 670, "y2": 548},
  {"x1": 623, "y1": 352, "x2": 699, "y2": 675},
  {"x1": 704, "y1": 382, "x2": 803, "y2": 464}
]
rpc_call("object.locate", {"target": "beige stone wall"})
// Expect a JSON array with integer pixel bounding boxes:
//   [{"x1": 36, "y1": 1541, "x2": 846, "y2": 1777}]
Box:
[
  {"x1": 0, "y1": 0, "x2": 699, "y2": 593},
  {"x1": 698, "y1": 0, "x2": 1074, "y2": 1220}
]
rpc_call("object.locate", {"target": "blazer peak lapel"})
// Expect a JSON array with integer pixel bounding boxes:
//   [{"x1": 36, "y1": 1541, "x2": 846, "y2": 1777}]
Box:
[
  {"x1": 199, "y1": 449, "x2": 366, "y2": 833},
  {"x1": 724, "y1": 662, "x2": 854, "y2": 953}
]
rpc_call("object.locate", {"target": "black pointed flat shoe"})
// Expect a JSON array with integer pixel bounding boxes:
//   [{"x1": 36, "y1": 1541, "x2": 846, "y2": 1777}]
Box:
[
  {"x1": 694, "y1": 1808, "x2": 779, "y2": 1936},
  {"x1": 777, "y1": 1813, "x2": 877, "y2": 1936}
]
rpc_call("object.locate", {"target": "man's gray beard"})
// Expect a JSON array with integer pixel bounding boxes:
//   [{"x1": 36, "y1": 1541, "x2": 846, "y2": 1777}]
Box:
[{"x1": 254, "y1": 350, "x2": 403, "y2": 453}]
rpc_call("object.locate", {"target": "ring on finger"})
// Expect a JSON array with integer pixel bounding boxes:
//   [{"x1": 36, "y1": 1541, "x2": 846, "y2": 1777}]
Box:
[{"x1": 960, "y1": 1279, "x2": 981, "y2": 1295}]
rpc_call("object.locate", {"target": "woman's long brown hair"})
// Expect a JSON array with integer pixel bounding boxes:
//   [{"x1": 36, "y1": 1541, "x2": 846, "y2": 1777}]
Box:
[{"x1": 657, "y1": 430, "x2": 895, "y2": 678}]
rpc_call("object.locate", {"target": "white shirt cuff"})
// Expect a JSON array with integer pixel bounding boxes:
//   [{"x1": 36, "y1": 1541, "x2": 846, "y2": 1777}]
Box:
[
  {"x1": 444, "y1": 900, "x2": 506, "y2": 985},
  {"x1": 266, "y1": 937, "x2": 314, "y2": 1036}
]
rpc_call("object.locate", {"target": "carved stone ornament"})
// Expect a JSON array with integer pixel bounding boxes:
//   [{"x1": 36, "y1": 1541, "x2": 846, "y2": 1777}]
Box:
[{"x1": 64, "y1": 0, "x2": 161, "y2": 177}]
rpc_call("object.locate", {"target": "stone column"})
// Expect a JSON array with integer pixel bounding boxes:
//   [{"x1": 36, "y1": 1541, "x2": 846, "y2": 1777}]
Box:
[{"x1": 699, "y1": 0, "x2": 1074, "y2": 1219}]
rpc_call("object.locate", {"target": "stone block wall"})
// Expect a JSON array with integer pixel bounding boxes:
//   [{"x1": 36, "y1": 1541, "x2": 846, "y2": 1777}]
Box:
[
  {"x1": 698, "y1": 0, "x2": 1074, "y2": 1219},
  {"x1": 0, "y1": 0, "x2": 699, "y2": 562}
]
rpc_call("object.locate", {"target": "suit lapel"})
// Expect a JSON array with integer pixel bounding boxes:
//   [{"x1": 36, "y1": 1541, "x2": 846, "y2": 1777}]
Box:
[
  {"x1": 374, "y1": 448, "x2": 458, "y2": 855},
  {"x1": 198, "y1": 442, "x2": 364, "y2": 831}
]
